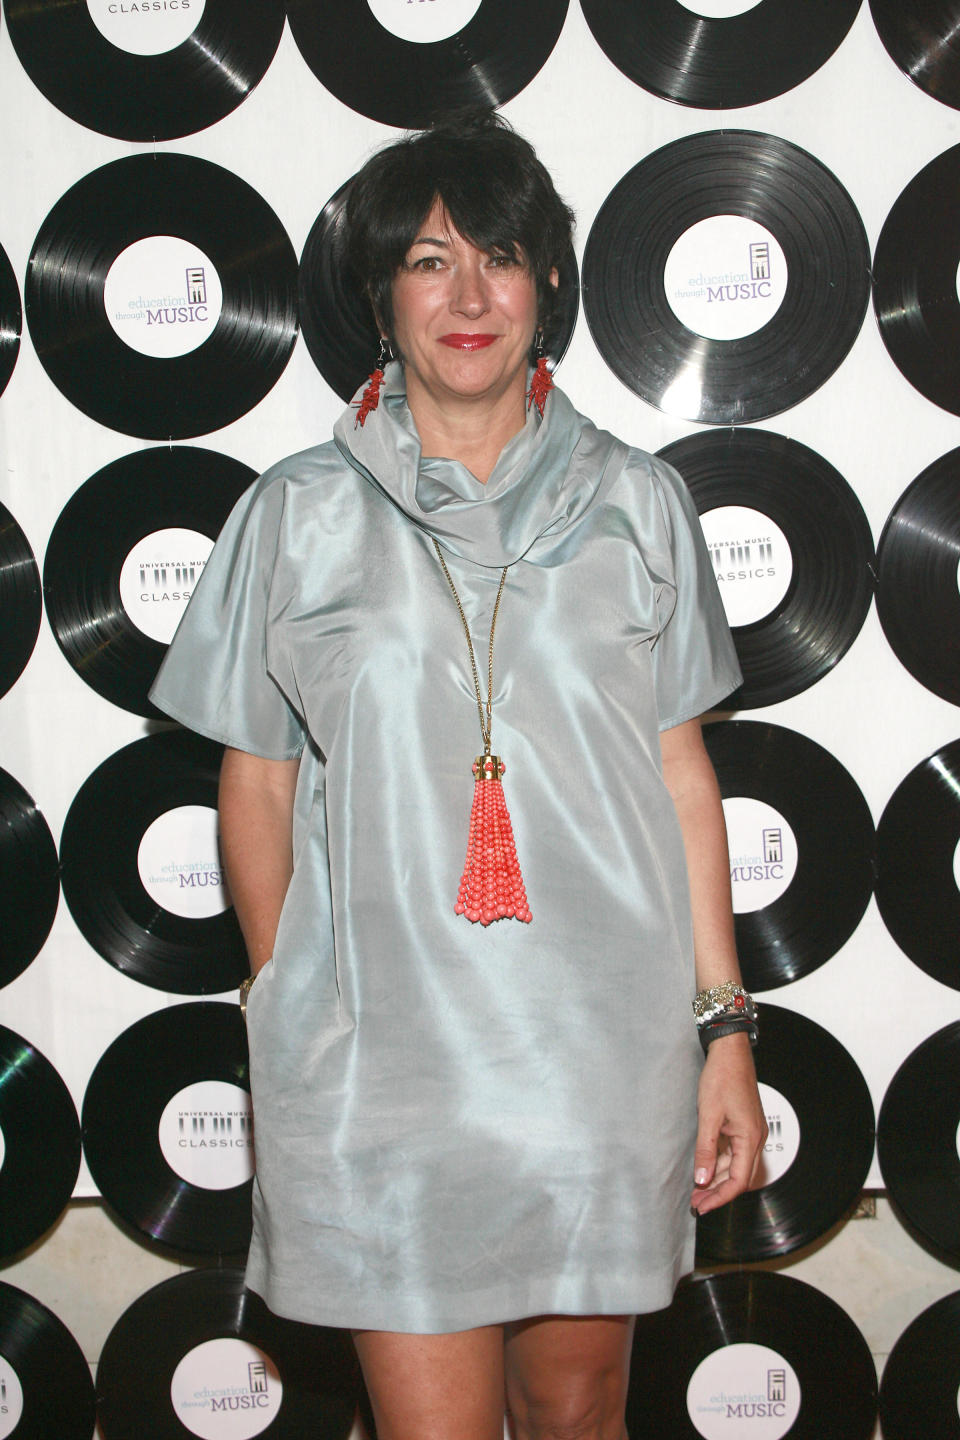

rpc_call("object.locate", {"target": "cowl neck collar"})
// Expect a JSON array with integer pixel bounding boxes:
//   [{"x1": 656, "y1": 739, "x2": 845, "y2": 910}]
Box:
[{"x1": 333, "y1": 362, "x2": 625, "y2": 568}]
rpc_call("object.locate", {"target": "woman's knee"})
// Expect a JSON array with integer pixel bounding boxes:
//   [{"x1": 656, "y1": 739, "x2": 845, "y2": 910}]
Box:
[
  {"x1": 504, "y1": 1315, "x2": 632, "y2": 1440},
  {"x1": 508, "y1": 1390, "x2": 627, "y2": 1440}
]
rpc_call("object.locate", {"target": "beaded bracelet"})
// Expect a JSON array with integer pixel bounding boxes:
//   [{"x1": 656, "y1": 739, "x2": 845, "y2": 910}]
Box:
[{"x1": 693, "y1": 982, "x2": 757, "y2": 1027}]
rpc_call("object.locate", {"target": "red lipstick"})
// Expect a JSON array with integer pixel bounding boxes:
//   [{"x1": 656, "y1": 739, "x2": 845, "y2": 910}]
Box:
[{"x1": 438, "y1": 333, "x2": 498, "y2": 350}]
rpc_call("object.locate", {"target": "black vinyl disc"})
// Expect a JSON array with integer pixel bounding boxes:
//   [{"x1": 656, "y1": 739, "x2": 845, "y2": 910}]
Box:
[
  {"x1": 875, "y1": 741, "x2": 960, "y2": 987},
  {"x1": 875, "y1": 449, "x2": 960, "y2": 706},
  {"x1": 299, "y1": 178, "x2": 580, "y2": 402},
  {"x1": 97, "y1": 1267, "x2": 358, "y2": 1439},
  {"x1": 286, "y1": 0, "x2": 567, "y2": 129},
  {"x1": 696, "y1": 1004, "x2": 874, "y2": 1262},
  {"x1": 880, "y1": 1291, "x2": 960, "y2": 1439},
  {"x1": 26, "y1": 154, "x2": 298, "y2": 439},
  {"x1": 871, "y1": 0, "x2": 960, "y2": 111},
  {"x1": 582, "y1": 131, "x2": 870, "y2": 423},
  {"x1": 0, "y1": 500, "x2": 41, "y2": 700},
  {"x1": 0, "y1": 238, "x2": 21, "y2": 395},
  {"x1": 59, "y1": 729, "x2": 246, "y2": 994},
  {"x1": 3, "y1": 0, "x2": 283, "y2": 140},
  {"x1": 43, "y1": 447, "x2": 255, "y2": 718},
  {"x1": 0, "y1": 766, "x2": 60, "y2": 990},
  {"x1": 0, "y1": 1282, "x2": 95, "y2": 1440},
  {"x1": 83, "y1": 1002, "x2": 253, "y2": 1253},
  {"x1": 0, "y1": 1026, "x2": 80, "y2": 1259},
  {"x1": 659, "y1": 429, "x2": 874, "y2": 707},
  {"x1": 702, "y1": 720, "x2": 875, "y2": 989},
  {"x1": 873, "y1": 144, "x2": 960, "y2": 416},
  {"x1": 627, "y1": 1270, "x2": 877, "y2": 1440},
  {"x1": 581, "y1": 0, "x2": 860, "y2": 109},
  {"x1": 877, "y1": 1023, "x2": 960, "y2": 1262}
]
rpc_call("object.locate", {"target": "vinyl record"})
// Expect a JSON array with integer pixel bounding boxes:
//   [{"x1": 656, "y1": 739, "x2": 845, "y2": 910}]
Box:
[
  {"x1": 0, "y1": 1282, "x2": 96, "y2": 1440},
  {"x1": 43, "y1": 447, "x2": 255, "y2": 718},
  {"x1": 26, "y1": 154, "x2": 298, "y2": 439},
  {"x1": 0, "y1": 766, "x2": 60, "y2": 990},
  {"x1": 627, "y1": 1270, "x2": 877, "y2": 1439},
  {"x1": 286, "y1": 0, "x2": 567, "y2": 129},
  {"x1": 581, "y1": 0, "x2": 860, "y2": 108},
  {"x1": 0, "y1": 500, "x2": 41, "y2": 700},
  {"x1": 875, "y1": 449, "x2": 960, "y2": 706},
  {"x1": 59, "y1": 729, "x2": 246, "y2": 994},
  {"x1": 83, "y1": 1002, "x2": 253, "y2": 1252},
  {"x1": 880, "y1": 1291, "x2": 960, "y2": 1440},
  {"x1": 702, "y1": 720, "x2": 875, "y2": 989},
  {"x1": 582, "y1": 131, "x2": 870, "y2": 423},
  {"x1": 875, "y1": 741, "x2": 960, "y2": 987},
  {"x1": 0, "y1": 238, "x2": 21, "y2": 395},
  {"x1": 873, "y1": 144, "x2": 960, "y2": 415},
  {"x1": 871, "y1": 0, "x2": 960, "y2": 111},
  {"x1": 299, "y1": 179, "x2": 580, "y2": 402},
  {"x1": 658, "y1": 429, "x2": 874, "y2": 707},
  {"x1": 3, "y1": 0, "x2": 283, "y2": 140},
  {"x1": 696, "y1": 1004, "x2": 874, "y2": 1262},
  {"x1": 877, "y1": 1023, "x2": 960, "y2": 1261},
  {"x1": 0, "y1": 1026, "x2": 80, "y2": 1259},
  {"x1": 97, "y1": 1267, "x2": 358, "y2": 1439}
]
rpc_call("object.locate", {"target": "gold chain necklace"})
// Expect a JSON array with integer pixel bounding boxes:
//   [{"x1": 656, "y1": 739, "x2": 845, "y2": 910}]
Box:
[{"x1": 432, "y1": 539, "x2": 531, "y2": 927}]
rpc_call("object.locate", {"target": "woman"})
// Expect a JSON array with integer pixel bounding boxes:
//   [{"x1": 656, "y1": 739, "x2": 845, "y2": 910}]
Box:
[{"x1": 151, "y1": 110, "x2": 765, "y2": 1440}]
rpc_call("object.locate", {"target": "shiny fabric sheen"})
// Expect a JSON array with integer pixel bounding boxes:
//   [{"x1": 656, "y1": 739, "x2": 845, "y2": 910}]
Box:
[{"x1": 149, "y1": 371, "x2": 742, "y2": 1334}]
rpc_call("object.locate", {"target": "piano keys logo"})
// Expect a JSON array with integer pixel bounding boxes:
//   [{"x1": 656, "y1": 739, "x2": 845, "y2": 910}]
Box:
[
  {"x1": 118, "y1": 526, "x2": 212, "y2": 644},
  {"x1": 158, "y1": 1080, "x2": 254, "y2": 1190},
  {"x1": 699, "y1": 505, "x2": 792, "y2": 628}
]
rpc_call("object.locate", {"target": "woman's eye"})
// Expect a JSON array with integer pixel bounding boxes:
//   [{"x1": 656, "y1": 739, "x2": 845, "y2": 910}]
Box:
[
  {"x1": 488, "y1": 253, "x2": 517, "y2": 269},
  {"x1": 411, "y1": 255, "x2": 443, "y2": 272}
]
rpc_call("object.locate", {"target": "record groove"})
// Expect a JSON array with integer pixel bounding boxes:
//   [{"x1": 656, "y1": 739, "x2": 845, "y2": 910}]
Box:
[
  {"x1": 286, "y1": 0, "x2": 568, "y2": 129},
  {"x1": 0, "y1": 1281, "x2": 95, "y2": 1439},
  {"x1": 870, "y1": 0, "x2": 960, "y2": 112},
  {"x1": 0, "y1": 238, "x2": 21, "y2": 396},
  {"x1": 581, "y1": 0, "x2": 860, "y2": 109},
  {"x1": 877, "y1": 1023, "x2": 960, "y2": 1262},
  {"x1": 43, "y1": 447, "x2": 255, "y2": 718},
  {"x1": 300, "y1": 179, "x2": 579, "y2": 402},
  {"x1": 0, "y1": 1026, "x2": 81, "y2": 1258},
  {"x1": 875, "y1": 740, "x2": 960, "y2": 987},
  {"x1": 83, "y1": 1002, "x2": 253, "y2": 1253},
  {"x1": 695, "y1": 1004, "x2": 874, "y2": 1262},
  {"x1": 3, "y1": 0, "x2": 284, "y2": 140},
  {"x1": 59, "y1": 729, "x2": 246, "y2": 994},
  {"x1": 873, "y1": 143, "x2": 960, "y2": 415},
  {"x1": 875, "y1": 449, "x2": 960, "y2": 706},
  {"x1": 0, "y1": 499, "x2": 41, "y2": 701},
  {"x1": 659, "y1": 429, "x2": 874, "y2": 707},
  {"x1": 627, "y1": 1271, "x2": 877, "y2": 1439},
  {"x1": 583, "y1": 131, "x2": 870, "y2": 424},
  {"x1": 26, "y1": 154, "x2": 298, "y2": 439},
  {"x1": 0, "y1": 766, "x2": 60, "y2": 989},
  {"x1": 880, "y1": 1290, "x2": 960, "y2": 1440},
  {"x1": 97, "y1": 1268, "x2": 358, "y2": 1439},
  {"x1": 703, "y1": 720, "x2": 875, "y2": 989}
]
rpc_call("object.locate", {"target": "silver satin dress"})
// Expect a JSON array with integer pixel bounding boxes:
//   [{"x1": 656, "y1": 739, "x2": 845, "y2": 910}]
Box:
[{"x1": 150, "y1": 367, "x2": 741, "y2": 1333}]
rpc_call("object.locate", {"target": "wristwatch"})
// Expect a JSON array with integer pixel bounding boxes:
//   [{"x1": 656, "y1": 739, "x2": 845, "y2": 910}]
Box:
[{"x1": 239, "y1": 974, "x2": 256, "y2": 1020}]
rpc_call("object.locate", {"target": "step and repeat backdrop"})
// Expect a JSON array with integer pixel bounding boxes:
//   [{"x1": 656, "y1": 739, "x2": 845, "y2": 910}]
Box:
[{"x1": 2, "y1": 1, "x2": 960, "y2": 1437}]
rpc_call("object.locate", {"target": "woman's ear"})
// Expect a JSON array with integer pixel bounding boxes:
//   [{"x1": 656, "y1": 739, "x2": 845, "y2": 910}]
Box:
[{"x1": 549, "y1": 266, "x2": 559, "y2": 290}]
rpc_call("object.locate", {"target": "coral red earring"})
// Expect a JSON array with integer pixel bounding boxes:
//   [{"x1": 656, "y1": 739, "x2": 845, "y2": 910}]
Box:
[
  {"x1": 354, "y1": 338, "x2": 390, "y2": 428},
  {"x1": 526, "y1": 330, "x2": 553, "y2": 418}
]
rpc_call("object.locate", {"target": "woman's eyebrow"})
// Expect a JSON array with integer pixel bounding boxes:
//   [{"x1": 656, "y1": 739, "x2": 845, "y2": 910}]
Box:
[{"x1": 410, "y1": 234, "x2": 451, "y2": 247}]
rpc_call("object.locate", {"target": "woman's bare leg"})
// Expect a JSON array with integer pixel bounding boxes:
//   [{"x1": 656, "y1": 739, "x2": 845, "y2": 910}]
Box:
[
  {"x1": 352, "y1": 1325, "x2": 505, "y2": 1440},
  {"x1": 504, "y1": 1315, "x2": 635, "y2": 1440}
]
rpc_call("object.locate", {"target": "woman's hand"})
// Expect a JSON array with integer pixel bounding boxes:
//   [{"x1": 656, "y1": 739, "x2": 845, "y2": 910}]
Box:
[{"x1": 690, "y1": 1031, "x2": 767, "y2": 1214}]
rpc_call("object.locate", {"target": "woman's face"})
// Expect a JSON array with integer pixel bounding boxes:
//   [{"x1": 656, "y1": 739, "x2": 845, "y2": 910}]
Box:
[{"x1": 389, "y1": 200, "x2": 543, "y2": 415}]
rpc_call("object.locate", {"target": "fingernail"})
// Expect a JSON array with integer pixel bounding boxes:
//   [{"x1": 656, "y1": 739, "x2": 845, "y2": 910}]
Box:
[{"x1": 694, "y1": 1168, "x2": 710, "y2": 1185}]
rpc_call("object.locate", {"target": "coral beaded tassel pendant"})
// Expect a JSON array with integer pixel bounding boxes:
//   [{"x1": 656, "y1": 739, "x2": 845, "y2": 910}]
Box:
[{"x1": 433, "y1": 539, "x2": 532, "y2": 926}]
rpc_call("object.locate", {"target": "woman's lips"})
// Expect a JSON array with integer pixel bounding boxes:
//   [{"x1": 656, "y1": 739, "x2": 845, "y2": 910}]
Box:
[{"x1": 438, "y1": 333, "x2": 498, "y2": 350}]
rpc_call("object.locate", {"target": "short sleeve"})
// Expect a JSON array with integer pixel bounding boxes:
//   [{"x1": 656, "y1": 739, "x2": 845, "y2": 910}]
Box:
[
  {"x1": 149, "y1": 472, "x2": 306, "y2": 760},
  {"x1": 647, "y1": 458, "x2": 742, "y2": 730}
]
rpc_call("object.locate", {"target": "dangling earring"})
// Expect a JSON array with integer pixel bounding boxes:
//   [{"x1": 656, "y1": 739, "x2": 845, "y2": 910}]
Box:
[
  {"x1": 354, "y1": 337, "x2": 390, "y2": 428},
  {"x1": 527, "y1": 329, "x2": 553, "y2": 418}
]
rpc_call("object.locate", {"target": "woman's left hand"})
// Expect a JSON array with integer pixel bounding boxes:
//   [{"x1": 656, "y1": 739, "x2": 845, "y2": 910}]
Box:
[{"x1": 690, "y1": 1032, "x2": 767, "y2": 1215}]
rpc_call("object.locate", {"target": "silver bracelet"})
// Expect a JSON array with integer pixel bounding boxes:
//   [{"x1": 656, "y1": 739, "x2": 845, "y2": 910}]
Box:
[{"x1": 693, "y1": 982, "x2": 758, "y2": 1028}]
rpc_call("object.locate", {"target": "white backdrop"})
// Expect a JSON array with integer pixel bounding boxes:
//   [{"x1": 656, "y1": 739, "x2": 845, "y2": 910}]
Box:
[{"x1": 1, "y1": 1, "x2": 959, "y2": 1205}]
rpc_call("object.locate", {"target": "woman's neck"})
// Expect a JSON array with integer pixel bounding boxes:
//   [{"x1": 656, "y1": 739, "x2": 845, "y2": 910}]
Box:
[{"x1": 405, "y1": 375, "x2": 528, "y2": 485}]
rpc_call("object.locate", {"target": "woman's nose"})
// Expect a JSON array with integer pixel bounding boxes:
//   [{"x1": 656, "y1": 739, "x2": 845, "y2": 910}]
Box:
[{"x1": 451, "y1": 259, "x2": 489, "y2": 316}]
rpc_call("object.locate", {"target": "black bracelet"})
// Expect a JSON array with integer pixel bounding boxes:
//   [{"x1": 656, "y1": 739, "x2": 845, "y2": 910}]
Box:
[{"x1": 699, "y1": 1017, "x2": 759, "y2": 1054}]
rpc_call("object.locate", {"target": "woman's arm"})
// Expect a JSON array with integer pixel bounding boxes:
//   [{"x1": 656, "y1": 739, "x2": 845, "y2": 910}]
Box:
[
  {"x1": 659, "y1": 716, "x2": 768, "y2": 1215},
  {"x1": 219, "y1": 746, "x2": 301, "y2": 976}
]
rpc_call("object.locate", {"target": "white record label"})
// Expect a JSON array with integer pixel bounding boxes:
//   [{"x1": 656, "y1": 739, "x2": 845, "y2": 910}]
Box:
[
  {"x1": 87, "y1": 0, "x2": 205, "y2": 57},
  {"x1": 724, "y1": 798, "x2": 798, "y2": 914},
  {"x1": 756, "y1": 1084, "x2": 801, "y2": 1187},
  {"x1": 366, "y1": 0, "x2": 482, "y2": 43},
  {"x1": 676, "y1": 0, "x2": 763, "y2": 16},
  {"x1": 170, "y1": 1338, "x2": 282, "y2": 1439},
  {"x1": 664, "y1": 217, "x2": 787, "y2": 341},
  {"x1": 158, "y1": 1080, "x2": 254, "y2": 1189},
  {"x1": 137, "y1": 805, "x2": 231, "y2": 919},
  {"x1": 687, "y1": 1343, "x2": 801, "y2": 1439},
  {"x1": 118, "y1": 527, "x2": 212, "y2": 643},
  {"x1": 699, "y1": 506, "x2": 793, "y2": 627},
  {"x1": 0, "y1": 1352, "x2": 24, "y2": 1439},
  {"x1": 104, "y1": 237, "x2": 223, "y2": 358}
]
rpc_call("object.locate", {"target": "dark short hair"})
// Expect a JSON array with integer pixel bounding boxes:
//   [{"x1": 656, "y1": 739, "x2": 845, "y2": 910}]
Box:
[{"x1": 344, "y1": 109, "x2": 575, "y2": 355}]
